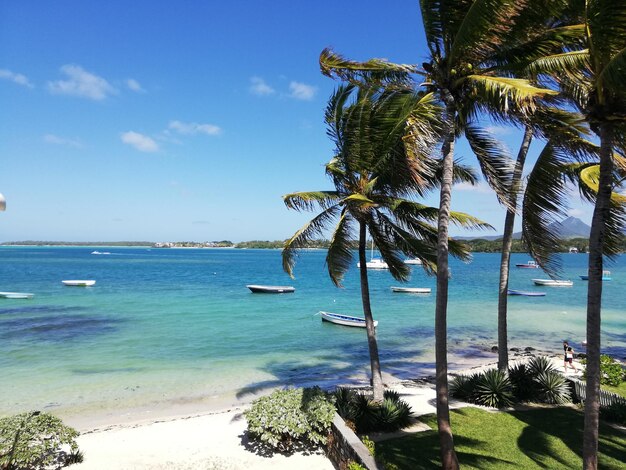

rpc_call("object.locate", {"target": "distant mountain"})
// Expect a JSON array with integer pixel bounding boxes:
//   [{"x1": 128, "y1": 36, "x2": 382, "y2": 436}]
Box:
[{"x1": 458, "y1": 216, "x2": 592, "y2": 241}]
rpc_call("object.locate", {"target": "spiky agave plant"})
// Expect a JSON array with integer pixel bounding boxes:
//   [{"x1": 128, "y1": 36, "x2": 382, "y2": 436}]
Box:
[
  {"x1": 474, "y1": 369, "x2": 514, "y2": 409},
  {"x1": 535, "y1": 371, "x2": 572, "y2": 404}
]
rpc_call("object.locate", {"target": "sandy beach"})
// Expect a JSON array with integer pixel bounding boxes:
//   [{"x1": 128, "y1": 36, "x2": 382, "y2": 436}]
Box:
[{"x1": 68, "y1": 354, "x2": 579, "y2": 469}]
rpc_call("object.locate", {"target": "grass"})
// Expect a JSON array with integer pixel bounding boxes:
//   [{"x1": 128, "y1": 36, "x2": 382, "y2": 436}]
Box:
[
  {"x1": 603, "y1": 382, "x2": 626, "y2": 399},
  {"x1": 374, "y1": 407, "x2": 626, "y2": 469}
]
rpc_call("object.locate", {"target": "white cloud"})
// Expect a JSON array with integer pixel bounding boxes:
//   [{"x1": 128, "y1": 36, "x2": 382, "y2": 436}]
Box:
[
  {"x1": 0, "y1": 69, "x2": 33, "y2": 88},
  {"x1": 169, "y1": 120, "x2": 222, "y2": 136},
  {"x1": 249, "y1": 76, "x2": 275, "y2": 96},
  {"x1": 43, "y1": 134, "x2": 82, "y2": 148},
  {"x1": 121, "y1": 131, "x2": 159, "y2": 152},
  {"x1": 568, "y1": 208, "x2": 586, "y2": 218},
  {"x1": 48, "y1": 64, "x2": 116, "y2": 100},
  {"x1": 126, "y1": 78, "x2": 145, "y2": 93},
  {"x1": 483, "y1": 125, "x2": 512, "y2": 136},
  {"x1": 454, "y1": 182, "x2": 492, "y2": 194},
  {"x1": 288, "y1": 81, "x2": 316, "y2": 100}
]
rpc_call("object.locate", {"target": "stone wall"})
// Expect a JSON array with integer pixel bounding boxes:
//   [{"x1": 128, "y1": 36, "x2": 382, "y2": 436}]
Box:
[{"x1": 326, "y1": 413, "x2": 381, "y2": 470}]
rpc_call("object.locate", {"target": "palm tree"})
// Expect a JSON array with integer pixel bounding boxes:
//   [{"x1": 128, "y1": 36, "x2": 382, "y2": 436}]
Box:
[
  {"x1": 320, "y1": 2, "x2": 555, "y2": 465},
  {"x1": 525, "y1": 2, "x2": 626, "y2": 466},
  {"x1": 282, "y1": 84, "x2": 490, "y2": 402}
]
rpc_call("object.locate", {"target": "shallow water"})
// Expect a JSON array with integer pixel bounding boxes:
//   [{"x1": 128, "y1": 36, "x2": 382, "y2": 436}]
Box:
[{"x1": 0, "y1": 247, "x2": 623, "y2": 425}]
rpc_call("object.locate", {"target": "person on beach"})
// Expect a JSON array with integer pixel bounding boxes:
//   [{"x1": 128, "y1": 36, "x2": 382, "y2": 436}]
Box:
[
  {"x1": 563, "y1": 341, "x2": 569, "y2": 370},
  {"x1": 564, "y1": 346, "x2": 578, "y2": 374}
]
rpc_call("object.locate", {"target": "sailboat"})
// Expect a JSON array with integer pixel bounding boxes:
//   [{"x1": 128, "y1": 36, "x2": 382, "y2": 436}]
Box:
[{"x1": 356, "y1": 240, "x2": 389, "y2": 269}]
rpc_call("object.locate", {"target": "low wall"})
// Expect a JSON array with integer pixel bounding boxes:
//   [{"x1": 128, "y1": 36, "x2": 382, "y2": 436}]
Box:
[{"x1": 327, "y1": 413, "x2": 381, "y2": 470}]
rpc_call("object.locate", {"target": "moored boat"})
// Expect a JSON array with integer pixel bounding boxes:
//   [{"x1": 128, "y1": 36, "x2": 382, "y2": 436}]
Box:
[
  {"x1": 403, "y1": 258, "x2": 423, "y2": 265},
  {"x1": 507, "y1": 289, "x2": 546, "y2": 297},
  {"x1": 357, "y1": 258, "x2": 389, "y2": 269},
  {"x1": 390, "y1": 287, "x2": 431, "y2": 294},
  {"x1": 0, "y1": 292, "x2": 34, "y2": 299},
  {"x1": 579, "y1": 270, "x2": 611, "y2": 281},
  {"x1": 319, "y1": 311, "x2": 377, "y2": 328},
  {"x1": 62, "y1": 280, "x2": 96, "y2": 287},
  {"x1": 516, "y1": 261, "x2": 539, "y2": 268},
  {"x1": 532, "y1": 279, "x2": 573, "y2": 287},
  {"x1": 246, "y1": 285, "x2": 295, "y2": 293}
]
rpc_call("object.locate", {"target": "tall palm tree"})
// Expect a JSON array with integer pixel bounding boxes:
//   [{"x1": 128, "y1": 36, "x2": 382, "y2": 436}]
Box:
[
  {"x1": 525, "y1": 2, "x2": 626, "y2": 466},
  {"x1": 282, "y1": 84, "x2": 490, "y2": 402},
  {"x1": 320, "y1": 2, "x2": 555, "y2": 465}
]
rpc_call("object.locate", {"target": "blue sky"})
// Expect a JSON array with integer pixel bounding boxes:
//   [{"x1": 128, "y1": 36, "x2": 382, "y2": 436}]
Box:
[{"x1": 0, "y1": 1, "x2": 593, "y2": 242}]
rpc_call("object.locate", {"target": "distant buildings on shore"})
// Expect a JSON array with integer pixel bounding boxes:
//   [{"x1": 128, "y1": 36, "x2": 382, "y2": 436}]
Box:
[{"x1": 152, "y1": 241, "x2": 234, "y2": 248}]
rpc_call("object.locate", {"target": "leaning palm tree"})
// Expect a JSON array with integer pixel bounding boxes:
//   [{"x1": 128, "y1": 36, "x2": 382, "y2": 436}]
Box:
[
  {"x1": 282, "y1": 84, "x2": 490, "y2": 402},
  {"x1": 320, "y1": 2, "x2": 556, "y2": 465},
  {"x1": 525, "y1": 2, "x2": 626, "y2": 466}
]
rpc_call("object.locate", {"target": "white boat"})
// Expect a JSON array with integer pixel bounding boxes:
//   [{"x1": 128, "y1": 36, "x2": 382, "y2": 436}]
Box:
[
  {"x1": 516, "y1": 261, "x2": 539, "y2": 268},
  {"x1": 532, "y1": 279, "x2": 573, "y2": 287},
  {"x1": 246, "y1": 285, "x2": 295, "y2": 293},
  {"x1": 91, "y1": 251, "x2": 111, "y2": 255},
  {"x1": 0, "y1": 292, "x2": 34, "y2": 299},
  {"x1": 404, "y1": 258, "x2": 423, "y2": 265},
  {"x1": 319, "y1": 311, "x2": 377, "y2": 328},
  {"x1": 507, "y1": 289, "x2": 546, "y2": 297},
  {"x1": 390, "y1": 287, "x2": 431, "y2": 294},
  {"x1": 62, "y1": 280, "x2": 96, "y2": 287},
  {"x1": 357, "y1": 258, "x2": 389, "y2": 269}
]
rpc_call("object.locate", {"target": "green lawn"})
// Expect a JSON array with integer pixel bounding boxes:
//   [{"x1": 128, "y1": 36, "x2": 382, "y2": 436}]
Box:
[
  {"x1": 604, "y1": 382, "x2": 626, "y2": 399},
  {"x1": 374, "y1": 407, "x2": 626, "y2": 469}
]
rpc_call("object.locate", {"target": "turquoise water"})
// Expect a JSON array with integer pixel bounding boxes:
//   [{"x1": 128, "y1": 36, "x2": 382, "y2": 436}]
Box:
[{"x1": 1, "y1": 247, "x2": 624, "y2": 423}]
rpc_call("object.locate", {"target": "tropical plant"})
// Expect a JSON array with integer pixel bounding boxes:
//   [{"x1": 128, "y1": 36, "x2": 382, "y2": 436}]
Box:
[
  {"x1": 524, "y1": 3, "x2": 626, "y2": 463},
  {"x1": 319, "y1": 0, "x2": 559, "y2": 462},
  {"x1": 535, "y1": 370, "x2": 572, "y2": 404},
  {"x1": 507, "y1": 362, "x2": 540, "y2": 402},
  {"x1": 0, "y1": 411, "x2": 81, "y2": 470},
  {"x1": 282, "y1": 84, "x2": 487, "y2": 402},
  {"x1": 473, "y1": 369, "x2": 514, "y2": 409},
  {"x1": 583, "y1": 355, "x2": 626, "y2": 387},
  {"x1": 449, "y1": 373, "x2": 481, "y2": 402},
  {"x1": 244, "y1": 387, "x2": 335, "y2": 453},
  {"x1": 333, "y1": 388, "x2": 413, "y2": 434}
]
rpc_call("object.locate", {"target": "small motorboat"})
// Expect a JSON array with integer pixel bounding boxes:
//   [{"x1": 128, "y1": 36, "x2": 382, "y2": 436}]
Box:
[
  {"x1": 507, "y1": 289, "x2": 546, "y2": 297},
  {"x1": 62, "y1": 280, "x2": 96, "y2": 287},
  {"x1": 246, "y1": 285, "x2": 295, "y2": 293},
  {"x1": 357, "y1": 258, "x2": 389, "y2": 269},
  {"x1": 0, "y1": 292, "x2": 34, "y2": 299},
  {"x1": 319, "y1": 311, "x2": 377, "y2": 328},
  {"x1": 403, "y1": 258, "x2": 423, "y2": 265},
  {"x1": 579, "y1": 270, "x2": 611, "y2": 281},
  {"x1": 516, "y1": 261, "x2": 539, "y2": 268},
  {"x1": 390, "y1": 287, "x2": 431, "y2": 294},
  {"x1": 532, "y1": 279, "x2": 573, "y2": 287},
  {"x1": 91, "y1": 251, "x2": 111, "y2": 255}
]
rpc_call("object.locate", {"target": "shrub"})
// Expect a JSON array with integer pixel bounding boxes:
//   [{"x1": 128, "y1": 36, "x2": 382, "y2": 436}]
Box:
[
  {"x1": 535, "y1": 371, "x2": 571, "y2": 404},
  {"x1": 508, "y1": 363, "x2": 540, "y2": 402},
  {"x1": 600, "y1": 402, "x2": 626, "y2": 426},
  {"x1": 333, "y1": 388, "x2": 413, "y2": 434},
  {"x1": 450, "y1": 373, "x2": 481, "y2": 401},
  {"x1": 474, "y1": 369, "x2": 514, "y2": 408},
  {"x1": 599, "y1": 355, "x2": 625, "y2": 387},
  {"x1": 0, "y1": 411, "x2": 81, "y2": 470},
  {"x1": 244, "y1": 387, "x2": 335, "y2": 453},
  {"x1": 527, "y1": 356, "x2": 556, "y2": 376},
  {"x1": 347, "y1": 461, "x2": 367, "y2": 470}
]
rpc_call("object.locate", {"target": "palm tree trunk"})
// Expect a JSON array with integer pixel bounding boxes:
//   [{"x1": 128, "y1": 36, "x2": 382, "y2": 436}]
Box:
[
  {"x1": 583, "y1": 123, "x2": 614, "y2": 470},
  {"x1": 435, "y1": 100, "x2": 459, "y2": 470},
  {"x1": 497, "y1": 126, "x2": 533, "y2": 371},
  {"x1": 358, "y1": 221, "x2": 384, "y2": 402}
]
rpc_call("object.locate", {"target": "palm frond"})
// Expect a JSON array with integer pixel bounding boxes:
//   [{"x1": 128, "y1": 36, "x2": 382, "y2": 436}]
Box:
[
  {"x1": 597, "y1": 46, "x2": 626, "y2": 92},
  {"x1": 319, "y1": 48, "x2": 416, "y2": 89},
  {"x1": 449, "y1": 210, "x2": 494, "y2": 231},
  {"x1": 282, "y1": 204, "x2": 341, "y2": 278},
  {"x1": 526, "y1": 50, "x2": 590, "y2": 79},
  {"x1": 462, "y1": 75, "x2": 557, "y2": 115},
  {"x1": 521, "y1": 144, "x2": 570, "y2": 275},
  {"x1": 326, "y1": 209, "x2": 355, "y2": 287},
  {"x1": 367, "y1": 212, "x2": 412, "y2": 281},
  {"x1": 283, "y1": 191, "x2": 341, "y2": 212},
  {"x1": 449, "y1": 0, "x2": 527, "y2": 66},
  {"x1": 464, "y1": 124, "x2": 514, "y2": 207},
  {"x1": 586, "y1": 0, "x2": 626, "y2": 69}
]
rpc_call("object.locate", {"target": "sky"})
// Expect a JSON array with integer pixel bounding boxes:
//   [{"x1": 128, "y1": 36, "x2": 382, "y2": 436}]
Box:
[{"x1": 0, "y1": 1, "x2": 594, "y2": 242}]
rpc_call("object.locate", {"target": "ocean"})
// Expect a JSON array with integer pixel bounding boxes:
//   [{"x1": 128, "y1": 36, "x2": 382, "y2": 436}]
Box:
[{"x1": 0, "y1": 246, "x2": 624, "y2": 427}]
